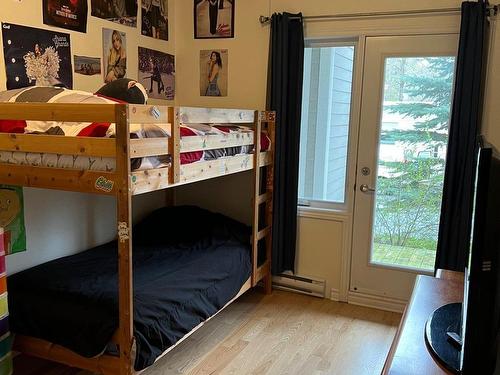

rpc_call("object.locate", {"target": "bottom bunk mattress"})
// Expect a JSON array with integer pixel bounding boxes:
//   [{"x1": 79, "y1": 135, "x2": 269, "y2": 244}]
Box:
[{"x1": 7, "y1": 206, "x2": 251, "y2": 371}]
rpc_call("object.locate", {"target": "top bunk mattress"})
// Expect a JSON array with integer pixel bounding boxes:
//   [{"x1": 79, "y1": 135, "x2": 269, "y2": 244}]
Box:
[{"x1": 7, "y1": 206, "x2": 252, "y2": 371}]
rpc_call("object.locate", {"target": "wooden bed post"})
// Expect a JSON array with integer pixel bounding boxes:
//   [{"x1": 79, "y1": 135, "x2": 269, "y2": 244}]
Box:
[
  {"x1": 170, "y1": 107, "x2": 181, "y2": 184},
  {"x1": 251, "y1": 111, "x2": 262, "y2": 287},
  {"x1": 114, "y1": 104, "x2": 134, "y2": 375},
  {"x1": 263, "y1": 113, "x2": 276, "y2": 294}
]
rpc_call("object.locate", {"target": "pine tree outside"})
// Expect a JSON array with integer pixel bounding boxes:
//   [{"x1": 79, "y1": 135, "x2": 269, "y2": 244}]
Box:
[{"x1": 371, "y1": 56, "x2": 456, "y2": 270}]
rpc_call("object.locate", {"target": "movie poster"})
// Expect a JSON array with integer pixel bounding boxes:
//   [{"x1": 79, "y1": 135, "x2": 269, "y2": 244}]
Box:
[
  {"x1": 102, "y1": 28, "x2": 127, "y2": 83},
  {"x1": 43, "y1": 0, "x2": 88, "y2": 33},
  {"x1": 1, "y1": 23, "x2": 73, "y2": 90},
  {"x1": 138, "y1": 47, "x2": 174, "y2": 100},
  {"x1": 91, "y1": 0, "x2": 138, "y2": 28},
  {"x1": 200, "y1": 49, "x2": 228, "y2": 96},
  {"x1": 74, "y1": 55, "x2": 101, "y2": 76},
  {"x1": 0, "y1": 186, "x2": 26, "y2": 255},
  {"x1": 141, "y1": 0, "x2": 168, "y2": 41},
  {"x1": 194, "y1": 0, "x2": 234, "y2": 39}
]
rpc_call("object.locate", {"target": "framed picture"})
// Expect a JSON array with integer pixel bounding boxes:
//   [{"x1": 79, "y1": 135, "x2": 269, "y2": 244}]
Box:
[
  {"x1": 141, "y1": 0, "x2": 168, "y2": 41},
  {"x1": 43, "y1": 0, "x2": 88, "y2": 33},
  {"x1": 1, "y1": 23, "x2": 73, "y2": 89},
  {"x1": 102, "y1": 29, "x2": 127, "y2": 83},
  {"x1": 138, "y1": 47, "x2": 175, "y2": 100},
  {"x1": 194, "y1": 0, "x2": 234, "y2": 39},
  {"x1": 200, "y1": 49, "x2": 228, "y2": 97},
  {"x1": 91, "y1": 0, "x2": 138, "y2": 27}
]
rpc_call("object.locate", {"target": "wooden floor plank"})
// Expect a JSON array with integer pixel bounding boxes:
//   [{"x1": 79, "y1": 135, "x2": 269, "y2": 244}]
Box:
[{"x1": 14, "y1": 291, "x2": 401, "y2": 375}]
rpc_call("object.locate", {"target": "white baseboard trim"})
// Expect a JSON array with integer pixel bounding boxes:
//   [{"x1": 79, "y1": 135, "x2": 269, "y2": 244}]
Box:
[
  {"x1": 330, "y1": 288, "x2": 340, "y2": 301},
  {"x1": 347, "y1": 291, "x2": 406, "y2": 313}
]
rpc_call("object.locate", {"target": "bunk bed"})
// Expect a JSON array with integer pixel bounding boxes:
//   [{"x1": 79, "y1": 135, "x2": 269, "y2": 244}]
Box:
[{"x1": 0, "y1": 102, "x2": 276, "y2": 375}]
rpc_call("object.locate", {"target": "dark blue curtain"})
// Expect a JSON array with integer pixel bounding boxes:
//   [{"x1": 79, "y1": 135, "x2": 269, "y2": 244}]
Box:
[
  {"x1": 435, "y1": 1, "x2": 489, "y2": 272},
  {"x1": 268, "y1": 13, "x2": 304, "y2": 274}
]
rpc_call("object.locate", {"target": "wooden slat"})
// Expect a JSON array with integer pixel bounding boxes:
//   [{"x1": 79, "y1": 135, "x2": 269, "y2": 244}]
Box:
[
  {"x1": 0, "y1": 133, "x2": 116, "y2": 157},
  {"x1": 114, "y1": 105, "x2": 134, "y2": 375},
  {"x1": 257, "y1": 192, "x2": 271, "y2": 205},
  {"x1": 0, "y1": 164, "x2": 119, "y2": 195},
  {"x1": 130, "y1": 138, "x2": 169, "y2": 158},
  {"x1": 0, "y1": 103, "x2": 117, "y2": 122},
  {"x1": 13, "y1": 335, "x2": 121, "y2": 375},
  {"x1": 127, "y1": 104, "x2": 170, "y2": 124},
  {"x1": 131, "y1": 167, "x2": 170, "y2": 195},
  {"x1": 255, "y1": 261, "x2": 271, "y2": 284},
  {"x1": 179, "y1": 107, "x2": 255, "y2": 124},
  {"x1": 257, "y1": 227, "x2": 271, "y2": 241},
  {"x1": 180, "y1": 154, "x2": 253, "y2": 184},
  {"x1": 180, "y1": 132, "x2": 254, "y2": 152}
]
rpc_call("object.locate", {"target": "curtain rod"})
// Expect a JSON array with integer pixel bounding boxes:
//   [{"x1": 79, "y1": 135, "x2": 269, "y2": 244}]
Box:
[{"x1": 259, "y1": 5, "x2": 499, "y2": 24}]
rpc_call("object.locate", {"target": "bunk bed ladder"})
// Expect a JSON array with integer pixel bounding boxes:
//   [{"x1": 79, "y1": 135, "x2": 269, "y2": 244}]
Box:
[{"x1": 251, "y1": 111, "x2": 276, "y2": 293}]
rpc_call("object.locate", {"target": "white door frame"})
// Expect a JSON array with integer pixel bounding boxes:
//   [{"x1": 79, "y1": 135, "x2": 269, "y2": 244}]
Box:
[{"x1": 302, "y1": 17, "x2": 461, "y2": 309}]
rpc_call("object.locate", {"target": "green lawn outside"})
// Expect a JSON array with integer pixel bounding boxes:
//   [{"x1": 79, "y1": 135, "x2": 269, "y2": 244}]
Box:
[{"x1": 372, "y1": 242, "x2": 436, "y2": 271}]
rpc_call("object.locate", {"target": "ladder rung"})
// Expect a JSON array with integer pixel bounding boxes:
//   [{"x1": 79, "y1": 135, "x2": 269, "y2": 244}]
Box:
[
  {"x1": 257, "y1": 227, "x2": 271, "y2": 241},
  {"x1": 257, "y1": 192, "x2": 272, "y2": 205}
]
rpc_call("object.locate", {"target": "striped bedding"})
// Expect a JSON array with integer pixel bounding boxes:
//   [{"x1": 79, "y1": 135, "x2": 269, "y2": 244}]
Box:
[{"x1": 0, "y1": 87, "x2": 170, "y2": 171}]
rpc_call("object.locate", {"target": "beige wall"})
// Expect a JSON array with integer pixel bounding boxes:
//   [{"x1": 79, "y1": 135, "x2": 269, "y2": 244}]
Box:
[
  {"x1": 174, "y1": 0, "x2": 500, "y2": 299},
  {"x1": 1, "y1": 1, "x2": 175, "y2": 273}
]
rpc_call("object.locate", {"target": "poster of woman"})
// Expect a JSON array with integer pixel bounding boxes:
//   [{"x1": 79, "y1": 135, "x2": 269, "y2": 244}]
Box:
[
  {"x1": 91, "y1": 0, "x2": 137, "y2": 27},
  {"x1": 138, "y1": 47, "x2": 174, "y2": 100},
  {"x1": 141, "y1": 0, "x2": 168, "y2": 41},
  {"x1": 1, "y1": 23, "x2": 73, "y2": 89},
  {"x1": 43, "y1": 0, "x2": 88, "y2": 33},
  {"x1": 194, "y1": 0, "x2": 234, "y2": 39},
  {"x1": 200, "y1": 49, "x2": 228, "y2": 97},
  {"x1": 102, "y1": 29, "x2": 127, "y2": 83}
]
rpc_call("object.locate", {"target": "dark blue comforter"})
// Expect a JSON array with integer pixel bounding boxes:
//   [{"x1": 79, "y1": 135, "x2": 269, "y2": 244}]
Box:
[{"x1": 8, "y1": 206, "x2": 251, "y2": 370}]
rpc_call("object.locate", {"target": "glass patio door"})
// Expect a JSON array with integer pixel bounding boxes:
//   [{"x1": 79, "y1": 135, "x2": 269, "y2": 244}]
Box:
[{"x1": 350, "y1": 34, "x2": 458, "y2": 301}]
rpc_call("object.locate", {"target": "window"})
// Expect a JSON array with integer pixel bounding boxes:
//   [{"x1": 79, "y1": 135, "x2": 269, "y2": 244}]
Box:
[{"x1": 298, "y1": 42, "x2": 355, "y2": 209}]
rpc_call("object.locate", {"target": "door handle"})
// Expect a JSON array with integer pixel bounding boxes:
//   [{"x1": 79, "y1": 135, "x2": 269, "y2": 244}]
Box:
[{"x1": 360, "y1": 184, "x2": 376, "y2": 193}]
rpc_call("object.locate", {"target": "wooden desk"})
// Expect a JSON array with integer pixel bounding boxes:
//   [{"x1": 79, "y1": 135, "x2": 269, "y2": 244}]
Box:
[{"x1": 382, "y1": 273, "x2": 464, "y2": 375}]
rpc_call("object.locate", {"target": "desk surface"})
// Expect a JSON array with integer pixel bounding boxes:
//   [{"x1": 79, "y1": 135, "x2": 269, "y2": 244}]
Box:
[{"x1": 383, "y1": 274, "x2": 464, "y2": 375}]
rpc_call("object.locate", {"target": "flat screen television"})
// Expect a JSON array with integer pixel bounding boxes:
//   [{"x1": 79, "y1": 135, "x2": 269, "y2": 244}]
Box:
[
  {"x1": 461, "y1": 140, "x2": 500, "y2": 374},
  {"x1": 425, "y1": 139, "x2": 500, "y2": 374}
]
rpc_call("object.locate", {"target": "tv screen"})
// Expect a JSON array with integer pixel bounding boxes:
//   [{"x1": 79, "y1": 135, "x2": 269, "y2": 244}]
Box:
[{"x1": 461, "y1": 141, "x2": 500, "y2": 374}]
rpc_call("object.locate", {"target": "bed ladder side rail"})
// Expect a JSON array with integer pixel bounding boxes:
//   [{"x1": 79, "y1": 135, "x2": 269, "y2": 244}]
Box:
[
  {"x1": 115, "y1": 104, "x2": 134, "y2": 375},
  {"x1": 251, "y1": 111, "x2": 275, "y2": 292}
]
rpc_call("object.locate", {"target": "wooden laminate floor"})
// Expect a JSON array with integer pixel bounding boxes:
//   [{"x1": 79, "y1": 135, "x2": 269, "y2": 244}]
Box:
[{"x1": 14, "y1": 290, "x2": 401, "y2": 375}]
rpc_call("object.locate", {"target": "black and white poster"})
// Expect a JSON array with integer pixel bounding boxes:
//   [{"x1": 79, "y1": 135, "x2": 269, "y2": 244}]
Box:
[
  {"x1": 91, "y1": 0, "x2": 138, "y2": 27},
  {"x1": 43, "y1": 0, "x2": 88, "y2": 33},
  {"x1": 194, "y1": 0, "x2": 234, "y2": 39},
  {"x1": 1, "y1": 23, "x2": 73, "y2": 89},
  {"x1": 141, "y1": 0, "x2": 168, "y2": 41},
  {"x1": 138, "y1": 47, "x2": 174, "y2": 100}
]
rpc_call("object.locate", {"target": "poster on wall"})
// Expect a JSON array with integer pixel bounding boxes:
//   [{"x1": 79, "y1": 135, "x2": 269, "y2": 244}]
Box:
[
  {"x1": 194, "y1": 0, "x2": 234, "y2": 39},
  {"x1": 141, "y1": 0, "x2": 168, "y2": 40},
  {"x1": 102, "y1": 28, "x2": 127, "y2": 83},
  {"x1": 200, "y1": 49, "x2": 228, "y2": 97},
  {"x1": 91, "y1": 0, "x2": 138, "y2": 27},
  {"x1": 74, "y1": 55, "x2": 101, "y2": 76},
  {"x1": 138, "y1": 47, "x2": 174, "y2": 100},
  {"x1": 42, "y1": 0, "x2": 88, "y2": 33},
  {"x1": 1, "y1": 23, "x2": 73, "y2": 90},
  {"x1": 0, "y1": 186, "x2": 26, "y2": 255}
]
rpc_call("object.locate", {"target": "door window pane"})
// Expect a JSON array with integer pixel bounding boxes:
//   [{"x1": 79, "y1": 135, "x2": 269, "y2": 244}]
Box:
[
  {"x1": 298, "y1": 45, "x2": 355, "y2": 206},
  {"x1": 372, "y1": 57, "x2": 455, "y2": 271}
]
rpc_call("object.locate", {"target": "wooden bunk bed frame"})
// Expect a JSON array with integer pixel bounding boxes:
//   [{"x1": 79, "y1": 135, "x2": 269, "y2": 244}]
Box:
[{"x1": 0, "y1": 103, "x2": 276, "y2": 375}]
